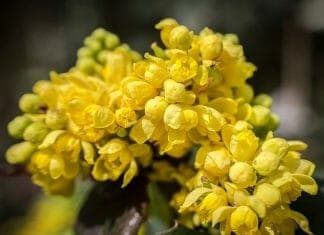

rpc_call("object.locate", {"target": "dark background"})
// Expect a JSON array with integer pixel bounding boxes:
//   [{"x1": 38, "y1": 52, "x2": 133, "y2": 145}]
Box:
[{"x1": 0, "y1": 0, "x2": 324, "y2": 232}]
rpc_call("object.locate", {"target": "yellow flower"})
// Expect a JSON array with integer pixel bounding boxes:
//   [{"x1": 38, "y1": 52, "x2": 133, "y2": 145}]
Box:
[
  {"x1": 252, "y1": 151, "x2": 280, "y2": 176},
  {"x1": 230, "y1": 206, "x2": 258, "y2": 234},
  {"x1": 169, "y1": 25, "x2": 193, "y2": 50},
  {"x1": 229, "y1": 162, "x2": 256, "y2": 188},
  {"x1": 168, "y1": 53, "x2": 198, "y2": 83},
  {"x1": 45, "y1": 109, "x2": 67, "y2": 130},
  {"x1": 260, "y1": 207, "x2": 313, "y2": 235},
  {"x1": 195, "y1": 105, "x2": 226, "y2": 134},
  {"x1": 163, "y1": 79, "x2": 196, "y2": 104},
  {"x1": 144, "y1": 61, "x2": 169, "y2": 88},
  {"x1": 92, "y1": 138, "x2": 152, "y2": 187},
  {"x1": 199, "y1": 34, "x2": 223, "y2": 60},
  {"x1": 121, "y1": 75, "x2": 157, "y2": 110},
  {"x1": 155, "y1": 18, "x2": 178, "y2": 48},
  {"x1": 144, "y1": 96, "x2": 168, "y2": 122},
  {"x1": 195, "y1": 145, "x2": 231, "y2": 176},
  {"x1": 229, "y1": 129, "x2": 259, "y2": 162},
  {"x1": 197, "y1": 187, "x2": 228, "y2": 224},
  {"x1": 164, "y1": 104, "x2": 198, "y2": 131},
  {"x1": 270, "y1": 172, "x2": 317, "y2": 203},
  {"x1": 261, "y1": 137, "x2": 289, "y2": 159},
  {"x1": 254, "y1": 183, "x2": 281, "y2": 207},
  {"x1": 115, "y1": 107, "x2": 137, "y2": 128}
]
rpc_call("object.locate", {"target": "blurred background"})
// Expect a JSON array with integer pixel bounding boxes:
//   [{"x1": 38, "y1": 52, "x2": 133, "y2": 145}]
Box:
[{"x1": 0, "y1": 0, "x2": 324, "y2": 233}]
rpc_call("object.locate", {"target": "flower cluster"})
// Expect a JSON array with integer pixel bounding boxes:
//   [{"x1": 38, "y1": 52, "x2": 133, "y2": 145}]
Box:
[
  {"x1": 6, "y1": 28, "x2": 151, "y2": 195},
  {"x1": 6, "y1": 19, "x2": 317, "y2": 234}
]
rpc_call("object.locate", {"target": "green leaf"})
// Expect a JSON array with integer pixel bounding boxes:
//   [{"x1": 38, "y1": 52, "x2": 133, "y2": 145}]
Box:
[{"x1": 145, "y1": 182, "x2": 173, "y2": 234}]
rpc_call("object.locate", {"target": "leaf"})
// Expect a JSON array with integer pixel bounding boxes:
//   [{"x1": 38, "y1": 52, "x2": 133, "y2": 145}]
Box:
[
  {"x1": 146, "y1": 182, "x2": 173, "y2": 234},
  {"x1": 179, "y1": 187, "x2": 212, "y2": 212}
]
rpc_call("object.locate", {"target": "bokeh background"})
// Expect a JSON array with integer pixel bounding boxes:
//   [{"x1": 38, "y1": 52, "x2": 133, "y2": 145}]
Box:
[{"x1": 1, "y1": 0, "x2": 324, "y2": 233}]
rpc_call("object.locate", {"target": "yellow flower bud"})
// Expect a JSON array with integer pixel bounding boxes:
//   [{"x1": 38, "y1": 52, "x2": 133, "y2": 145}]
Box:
[
  {"x1": 234, "y1": 84, "x2": 254, "y2": 102},
  {"x1": 78, "y1": 47, "x2": 94, "y2": 58},
  {"x1": 164, "y1": 104, "x2": 198, "y2": 131},
  {"x1": 19, "y1": 93, "x2": 45, "y2": 113},
  {"x1": 254, "y1": 183, "x2": 281, "y2": 207},
  {"x1": 182, "y1": 109, "x2": 198, "y2": 130},
  {"x1": 253, "y1": 93, "x2": 273, "y2": 108},
  {"x1": 200, "y1": 35, "x2": 223, "y2": 60},
  {"x1": 32, "y1": 80, "x2": 57, "y2": 108},
  {"x1": 164, "y1": 104, "x2": 184, "y2": 129},
  {"x1": 230, "y1": 130, "x2": 259, "y2": 162},
  {"x1": 164, "y1": 79, "x2": 186, "y2": 103},
  {"x1": 230, "y1": 206, "x2": 258, "y2": 234},
  {"x1": 203, "y1": 148, "x2": 231, "y2": 176},
  {"x1": 85, "y1": 38, "x2": 102, "y2": 53},
  {"x1": 92, "y1": 28, "x2": 108, "y2": 40},
  {"x1": 249, "y1": 105, "x2": 270, "y2": 127},
  {"x1": 144, "y1": 97, "x2": 168, "y2": 122},
  {"x1": 23, "y1": 122, "x2": 50, "y2": 143},
  {"x1": 7, "y1": 115, "x2": 32, "y2": 139},
  {"x1": 6, "y1": 141, "x2": 36, "y2": 164},
  {"x1": 104, "y1": 33, "x2": 120, "y2": 49},
  {"x1": 45, "y1": 109, "x2": 67, "y2": 130},
  {"x1": 115, "y1": 108, "x2": 137, "y2": 128},
  {"x1": 169, "y1": 25, "x2": 192, "y2": 50},
  {"x1": 155, "y1": 18, "x2": 178, "y2": 30},
  {"x1": 76, "y1": 57, "x2": 96, "y2": 74},
  {"x1": 229, "y1": 162, "x2": 256, "y2": 188},
  {"x1": 252, "y1": 151, "x2": 280, "y2": 176},
  {"x1": 155, "y1": 18, "x2": 178, "y2": 48},
  {"x1": 262, "y1": 138, "x2": 289, "y2": 159},
  {"x1": 267, "y1": 113, "x2": 280, "y2": 131}
]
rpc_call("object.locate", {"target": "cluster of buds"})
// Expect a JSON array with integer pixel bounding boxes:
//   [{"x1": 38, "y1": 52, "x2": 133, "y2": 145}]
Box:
[{"x1": 6, "y1": 18, "x2": 317, "y2": 234}]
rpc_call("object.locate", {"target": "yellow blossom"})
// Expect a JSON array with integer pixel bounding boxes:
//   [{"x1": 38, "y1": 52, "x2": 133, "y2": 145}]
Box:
[
  {"x1": 92, "y1": 138, "x2": 152, "y2": 187},
  {"x1": 229, "y1": 129, "x2": 259, "y2": 161},
  {"x1": 230, "y1": 206, "x2": 258, "y2": 234},
  {"x1": 252, "y1": 151, "x2": 280, "y2": 176},
  {"x1": 254, "y1": 183, "x2": 281, "y2": 207},
  {"x1": 229, "y1": 162, "x2": 257, "y2": 188},
  {"x1": 199, "y1": 34, "x2": 223, "y2": 60}
]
